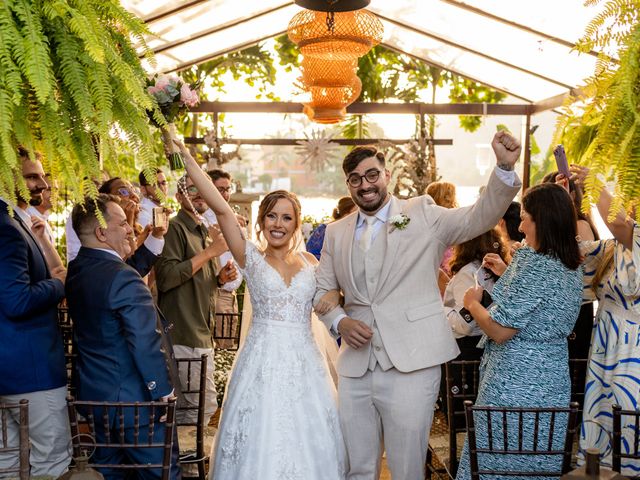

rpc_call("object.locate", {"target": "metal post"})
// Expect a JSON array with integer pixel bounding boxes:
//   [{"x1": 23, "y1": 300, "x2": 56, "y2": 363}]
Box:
[{"x1": 523, "y1": 114, "x2": 532, "y2": 192}]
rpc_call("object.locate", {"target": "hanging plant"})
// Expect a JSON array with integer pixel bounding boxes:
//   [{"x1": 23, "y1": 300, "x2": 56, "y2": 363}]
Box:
[
  {"x1": 0, "y1": 0, "x2": 161, "y2": 203},
  {"x1": 554, "y1": 0, "x2": 640, "y2": 215}
]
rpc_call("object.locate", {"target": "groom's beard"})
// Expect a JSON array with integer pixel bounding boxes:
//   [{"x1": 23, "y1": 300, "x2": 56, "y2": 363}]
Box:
[{"x1": 354, "y1": 186, "x2": 387, "y2": 213}]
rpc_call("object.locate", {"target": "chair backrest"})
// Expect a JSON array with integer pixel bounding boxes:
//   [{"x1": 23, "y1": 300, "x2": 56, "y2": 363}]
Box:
[
  {"x1": 568, "y1": 358, "x2": 588, "y2": 411},
  {"x1": 464, "y1": 401, "x2": 579, "y2": 480},
  {"x1": 66, "y1": 397, "x2": 177, "y2": 480},
  {"x1": 213, "y1": 313, "x2": 243, "y2": 350},
  {"x1": 445, "y1": 360, "x2": 481, "y2": 476},
  {"x1": 612, "y1": 404, "x2": 640, "y2": 472},
  {"x1": 175, "y1": 355, "x2": 207, "y2": 460},
  {"x1": 0, "y1": 400, "x2": 29, "y2": 480},
  {"x1": 58, "y1": 306, "x2": 77, "y2": 396}
]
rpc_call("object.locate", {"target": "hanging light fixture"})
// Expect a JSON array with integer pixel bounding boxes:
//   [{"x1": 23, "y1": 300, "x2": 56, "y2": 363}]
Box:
[{"x1": 288, "y1": 1, "x2": 383, "y2": 124}]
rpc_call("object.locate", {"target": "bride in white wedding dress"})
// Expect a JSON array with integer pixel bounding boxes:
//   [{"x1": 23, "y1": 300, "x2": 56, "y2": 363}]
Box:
[{"x1": 178, "y1": 143, "x2": 347, "y2": 480}]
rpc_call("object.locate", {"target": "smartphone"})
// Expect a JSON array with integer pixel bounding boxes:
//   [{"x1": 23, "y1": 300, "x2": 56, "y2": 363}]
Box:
[
  {"x1": 152, "y1": 207, "x2": 167, "y2": 229},
  {"x1": 553, "y1": 144, "x2": 570, "y2": 178}
]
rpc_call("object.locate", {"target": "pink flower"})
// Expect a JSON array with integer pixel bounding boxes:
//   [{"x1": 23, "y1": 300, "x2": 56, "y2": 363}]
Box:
[
  {"x1": 180, "y1": 83, "x2": 199, "y2": 107},
  {"x1": 155, "y1": 75, "x2": 171, "y2": 91}
]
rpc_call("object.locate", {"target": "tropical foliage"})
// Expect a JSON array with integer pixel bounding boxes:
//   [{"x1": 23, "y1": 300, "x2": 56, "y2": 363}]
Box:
[
  {"x1": 553, "y1": 0, "x2": 640, "y2": 214},
  {"x1": 0, "y1": 0, "x2": 165, "y2": 204}
]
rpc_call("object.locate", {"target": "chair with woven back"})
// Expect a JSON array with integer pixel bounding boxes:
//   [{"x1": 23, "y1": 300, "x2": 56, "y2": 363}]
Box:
[
  {"x1": 463, "y1": 400, "x2": 580, "y2": 479},
  {"x1": 612, "y1": 403, "x2": 640, "y2": 475},
  {"x1": 0, "y1": 399, "x2": 29, "y2": 480},
  {"x1": 213, "y1": 312, "x2": 243, "y2": 351},
  {"x1": 66, "y1": 396, "x2": 177, "y2": 479},
  {"x1": 175, "y1": 354, "x2": 209, "y2": 479},
  {"x1": 57, "y1": 305, "x2": 77, "y2": 397},
  {"x1": 426, "y1": 359, "x2": 481, "y2": 479}
]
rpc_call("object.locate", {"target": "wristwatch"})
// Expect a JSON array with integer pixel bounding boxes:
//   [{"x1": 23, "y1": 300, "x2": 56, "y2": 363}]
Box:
[{"x1": 459, "y1": 307, "x2": 474, "y2": 323}]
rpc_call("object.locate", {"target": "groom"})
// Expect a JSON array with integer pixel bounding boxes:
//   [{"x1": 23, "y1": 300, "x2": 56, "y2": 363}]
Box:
[{"x1": 314, "y1": 131, "x2": 522, "y2": 479}]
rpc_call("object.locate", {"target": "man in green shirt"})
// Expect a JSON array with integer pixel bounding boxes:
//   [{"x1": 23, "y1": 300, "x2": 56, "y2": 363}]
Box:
[{"x1": 155, "y1": 173, "x2": 237, "y2": 424}]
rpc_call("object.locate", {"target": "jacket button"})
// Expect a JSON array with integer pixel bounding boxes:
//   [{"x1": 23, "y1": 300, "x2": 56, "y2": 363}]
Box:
[{"x1": 147, "y1": 381, "x2": 157, "y2": 391}]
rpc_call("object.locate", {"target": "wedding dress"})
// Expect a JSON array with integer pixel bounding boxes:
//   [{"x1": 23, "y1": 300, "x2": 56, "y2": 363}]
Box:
[{"x1": 209, "y1": 241, "x2": 347, "y2": 480}]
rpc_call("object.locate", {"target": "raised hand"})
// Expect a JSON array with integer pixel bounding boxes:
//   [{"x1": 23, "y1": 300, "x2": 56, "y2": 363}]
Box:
[
  {"x1": 491, "y1": 131, "x2": 521, "y2": 171},
  {"x1": 337, "y1": 317, "x2": 373, "y2": 349},
  {"x1": 205, "y1": 224, "x2": 229, "y2": 259},
  {"x1": 30, "y1": 216, "x2": 48, "y2": 242},
  {"x1": 218, "y1": 260, "x2": 238, "y2": 285},
  {"x1": 569, "y1": 164, "x2": 590, "y2": 187},
  {"x1": 315, "y1": 290, "x2": 341, "y2": 315},
  {"x1": 463, "y1": 285, "x2": 484, "y2": 310},
  {"x1": 482, "y1": 253, "x2": 508, "y2": 277}
]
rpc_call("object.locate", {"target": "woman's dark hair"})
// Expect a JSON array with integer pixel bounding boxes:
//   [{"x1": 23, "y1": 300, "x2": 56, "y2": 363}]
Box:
[
  {"x1": 342, "y1": 146, "x2": 385, "y2": 174},
  {"x1": 333, "y1": 196, "x2": 355, "y2": 220},
  {"x1": 98, "y1": 177, "x2": 122, "y2": 194},
  {"x1": 449, "y1": 228, "x2": 510, "y2": 276},
  {"x1": 522, "y1": 183, "x2": 581, "y2": 270},
  {"x1": 542, "y1": 171, "x2": 600, "y2": 240},
  {"x1": 503, "y1": 201, "x2": 525, "y2": 242}
]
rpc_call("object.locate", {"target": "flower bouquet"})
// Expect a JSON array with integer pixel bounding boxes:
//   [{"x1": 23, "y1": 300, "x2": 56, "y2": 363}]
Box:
[{"x1": 147, "y1": 74, "x2": 200, "y2": 170}]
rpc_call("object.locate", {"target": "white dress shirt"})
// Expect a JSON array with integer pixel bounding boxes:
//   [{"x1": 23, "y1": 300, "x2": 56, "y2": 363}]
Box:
[{"x1": 202, "y1": 209, "x2": 243, "y2": 292}]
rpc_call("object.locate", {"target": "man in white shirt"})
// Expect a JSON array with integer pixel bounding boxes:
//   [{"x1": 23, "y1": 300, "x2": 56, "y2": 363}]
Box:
[
  {"x1": 202, "y1": 169, "x2": 243, "y2": 313},
  {"x1": 138, "y1": 168, "x2": 169, "y2": 228}
]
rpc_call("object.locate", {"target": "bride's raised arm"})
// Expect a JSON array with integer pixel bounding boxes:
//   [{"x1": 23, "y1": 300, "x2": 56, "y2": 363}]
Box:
[{"x1": 175, "y1": 140, "x2": 247, "y2": 267}]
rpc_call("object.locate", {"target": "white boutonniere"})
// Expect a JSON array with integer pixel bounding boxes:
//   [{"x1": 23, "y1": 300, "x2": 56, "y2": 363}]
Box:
[{"x1": 389, "y1": 213, "x2": 410, "y2": 232}]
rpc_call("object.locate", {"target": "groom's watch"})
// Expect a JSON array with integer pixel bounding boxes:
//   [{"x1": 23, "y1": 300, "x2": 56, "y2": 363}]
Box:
[{"x1": 459, "y1": 307, "x2": 474, "y2": 323}]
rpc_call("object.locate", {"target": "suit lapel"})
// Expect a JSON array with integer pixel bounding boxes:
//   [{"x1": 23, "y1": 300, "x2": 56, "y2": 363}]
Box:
[
  {"x1": 341, "y1": 213, "x2": 368, "y2": 302},
  {"x1": 11, "y1": 206, "x2": 50, "y2": 277},
  {"x1": 373, "y1": 196, "x2": 404, "y2": 298}
]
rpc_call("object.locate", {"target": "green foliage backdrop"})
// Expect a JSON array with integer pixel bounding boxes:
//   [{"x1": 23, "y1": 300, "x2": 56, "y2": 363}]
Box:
[{"x1": 0, "y1": 0, "x2": 161, "y2": 203}]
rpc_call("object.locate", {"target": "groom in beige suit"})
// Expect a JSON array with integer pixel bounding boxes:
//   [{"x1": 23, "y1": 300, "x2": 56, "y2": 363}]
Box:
[{"x1": 314, "y1": 131, "x2": 522, "y2": 479}]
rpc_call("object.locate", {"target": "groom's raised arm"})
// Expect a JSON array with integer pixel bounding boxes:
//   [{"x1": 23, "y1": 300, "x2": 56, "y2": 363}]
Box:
[
  {"x1": 425, "y1": 132, "x2": 522, "y2": 247},
  {"x1": 314, "y1": 227, "x2": 347, "y2": 334}
]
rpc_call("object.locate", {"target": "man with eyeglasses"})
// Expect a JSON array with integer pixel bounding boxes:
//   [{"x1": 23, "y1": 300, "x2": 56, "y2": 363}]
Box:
[
  {"x1": 202, "y1": 169, "x2": 243, "y2": 322},
  {"x1": 138, "y1": 167, "x2": 170, "y2": 228},
  {"x1": 314, "y1": 131, "x2": 523, "y2": 480},
  {"x1": 155, "y1": 173, "x2": 237, "y2": 427}
]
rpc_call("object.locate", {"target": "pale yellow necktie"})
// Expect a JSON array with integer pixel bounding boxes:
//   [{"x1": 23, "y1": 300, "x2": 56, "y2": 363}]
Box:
[{"x1": 359, "y1": 215, "x2": 376, "y2": 252}]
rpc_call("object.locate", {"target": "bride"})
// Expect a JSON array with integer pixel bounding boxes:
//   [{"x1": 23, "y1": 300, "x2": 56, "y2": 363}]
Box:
[{"x1": 177, "y1": 142, "x2": 347, "y2": 480}]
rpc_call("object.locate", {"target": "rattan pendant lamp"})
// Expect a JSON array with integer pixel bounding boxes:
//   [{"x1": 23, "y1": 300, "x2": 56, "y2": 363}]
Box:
[{"x1": 288, "y1": 0, "x2": 383, "y2": 123}]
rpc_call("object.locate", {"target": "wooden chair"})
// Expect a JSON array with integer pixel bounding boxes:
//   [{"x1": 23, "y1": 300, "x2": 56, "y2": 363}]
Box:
[
  {"x1": 213, "y1": 313, "x2": 243, "y2": 351},
  {"x1": 67, "y1": 396, "x2": 177, "y2": 480},
  {"x1": 568, "y1": 358, "x2": 588, "y2": 411},
  {"x1": 612, "y1": 403, "x2": 640, "y2": 474},
  {"x1": 464, "y1": 401, "x2": 579, "y2": 479},
  {"x1": 175, "y1": 354, "x2": 208, "y2": 479},
  {"x1": 0, "y1": 400, "x2": 29, "y2": 480},
  {"x1": 57, "y1": 306, "x2": 77, "y2": 396},
  {"x1": 426, "y1": 360, "x2": 481, "y2": 479}
]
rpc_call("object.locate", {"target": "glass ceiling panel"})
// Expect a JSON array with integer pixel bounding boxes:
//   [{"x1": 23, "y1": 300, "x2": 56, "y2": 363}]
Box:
[
  {"x1": 446, "y1": 0, "x2": 600, "y2": 46},
  {"x1": 381, "y1": 20, "x2": 566, "y2": 102},
  {"x1": 369, "y1": 0, "x2": 596, "y2": 92},
  {"x1": 120, "y1": 0, "x2": 199, "y2": 22},
  {"x1": 142, "y1": 0, "x2": 292, "y2": 51},
  {"x1": 145, "y1": 5, "x2": 298, "y2": 73}
]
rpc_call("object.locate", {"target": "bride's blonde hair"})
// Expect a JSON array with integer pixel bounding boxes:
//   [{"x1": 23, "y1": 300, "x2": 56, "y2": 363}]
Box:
[{"x1": 255, "y1": 190, "x2": 303, "y2": 254}]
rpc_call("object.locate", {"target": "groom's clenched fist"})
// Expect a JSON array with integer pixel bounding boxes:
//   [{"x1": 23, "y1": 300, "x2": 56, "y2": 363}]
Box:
[
  {"x1": 338, "y1": 317, "x2": 373, "y2": 349},
  {"x1": 492, "y1": 131, "x2": 521, "y2": 171}
]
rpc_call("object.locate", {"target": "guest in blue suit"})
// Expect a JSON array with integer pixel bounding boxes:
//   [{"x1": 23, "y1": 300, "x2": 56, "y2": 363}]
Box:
[
  {"x1": 66, "y1": 194, "x2": 180, "y2": 479},
  {"x1": 0, "y1": 150, "x2": 71, "y2": 476}
]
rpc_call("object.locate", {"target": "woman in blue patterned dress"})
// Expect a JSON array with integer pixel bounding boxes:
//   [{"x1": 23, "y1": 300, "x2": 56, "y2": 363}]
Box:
[
  {"x1": 456, "y1": 183, "x2": 583, "y2": 479},
  {"x1": 570, "y1": 167, "x2": 640, "y2": 475}
]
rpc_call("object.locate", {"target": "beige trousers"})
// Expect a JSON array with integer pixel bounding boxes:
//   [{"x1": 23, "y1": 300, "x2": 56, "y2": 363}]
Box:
[{"x1": 338, "y1": 365, "x2": 441, "y2": 480}]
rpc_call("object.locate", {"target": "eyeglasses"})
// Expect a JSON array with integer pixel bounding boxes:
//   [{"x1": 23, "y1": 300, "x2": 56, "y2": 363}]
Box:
[
  {"x1": 346, "y1": 169, "x2": 382, "y2": 188},
  {"x1": 117, "y1": 187, "x2": 133, "y2": 197},
  {"x1": 217, "y1": 186, "x2": 234, "y2": 194},
  {"x1": 185, "y1": 185, "x2": 199, "y2": 196}
]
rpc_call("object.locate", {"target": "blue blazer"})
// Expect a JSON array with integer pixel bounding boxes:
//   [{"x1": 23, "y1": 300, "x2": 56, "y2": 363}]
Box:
[
  {"x1": 0, "y1": 200, "x2": 66, "y2": 395},
  {"x1": 66, "y1": 247, "x2": 172, "y2": 405}
]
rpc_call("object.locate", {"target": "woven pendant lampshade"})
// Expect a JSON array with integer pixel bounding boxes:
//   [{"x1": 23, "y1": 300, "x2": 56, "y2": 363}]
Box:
[{"x1": 288, "y1": 4, "x2": 383, "y2": 123}]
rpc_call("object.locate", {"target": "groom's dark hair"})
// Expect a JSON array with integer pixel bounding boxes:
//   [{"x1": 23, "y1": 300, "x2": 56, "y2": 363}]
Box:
[{"x1": 342, "y1": 146, "x2": 385, "y2": 174}]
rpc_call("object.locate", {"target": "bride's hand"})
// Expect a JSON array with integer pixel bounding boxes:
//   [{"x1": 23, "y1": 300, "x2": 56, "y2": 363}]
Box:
[{"x1": 315, "y1": 290, "x2": 342, "y2": 315}]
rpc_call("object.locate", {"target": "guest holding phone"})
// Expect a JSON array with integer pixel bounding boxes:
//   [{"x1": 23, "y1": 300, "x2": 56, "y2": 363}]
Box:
[{"x1": 455, "y1": 183, "x2": 583, "y2": 479}]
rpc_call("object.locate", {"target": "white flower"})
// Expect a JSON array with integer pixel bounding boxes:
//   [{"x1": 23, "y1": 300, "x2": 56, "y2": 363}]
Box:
[
  {"x1": 301, "y1": 222, "x2": 314, "y2": 240},
  {"x1": 389, "y1": 214, "x2": 410, "y2": 231}
]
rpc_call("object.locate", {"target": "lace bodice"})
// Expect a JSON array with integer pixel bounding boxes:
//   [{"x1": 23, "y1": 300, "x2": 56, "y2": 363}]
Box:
[{"x1": 240, "y1": 242, "x2": 316, "y2": 326}]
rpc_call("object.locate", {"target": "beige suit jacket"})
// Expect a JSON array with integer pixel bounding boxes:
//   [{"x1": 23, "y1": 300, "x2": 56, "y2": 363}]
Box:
[{"x1": 314, "y1": 168, "x2": 521, "y2": 377}]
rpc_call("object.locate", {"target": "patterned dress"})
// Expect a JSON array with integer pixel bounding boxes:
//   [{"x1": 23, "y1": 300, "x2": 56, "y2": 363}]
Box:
[
  {"x1": 456, "y1": 247, "x2": 583, "y2": 479},
  {"x1": 580, "y1": 223, "x2": 640, "y2": 475}
]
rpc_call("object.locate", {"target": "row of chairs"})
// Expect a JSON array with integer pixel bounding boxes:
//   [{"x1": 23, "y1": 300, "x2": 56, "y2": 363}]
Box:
[{"x1": 426, "y1": 358, "x2": 598, "y2": 479}]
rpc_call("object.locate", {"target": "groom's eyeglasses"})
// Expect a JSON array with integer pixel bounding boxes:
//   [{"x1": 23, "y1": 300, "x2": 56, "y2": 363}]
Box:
[{"x1": 346, "y1": 169, "x2": 382, "y2": 188}]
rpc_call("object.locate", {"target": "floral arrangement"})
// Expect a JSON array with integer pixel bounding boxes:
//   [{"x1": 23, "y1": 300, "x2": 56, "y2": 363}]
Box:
[
  {"x1": 147, "y1": 74, "x2": 201, "y2": 169},
  {"x1": 214, "y1": 349, "x2": 237, "y2": 406},
  {"x1": 301, "y1": 214, "x2": 331, "y2": 241}
]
